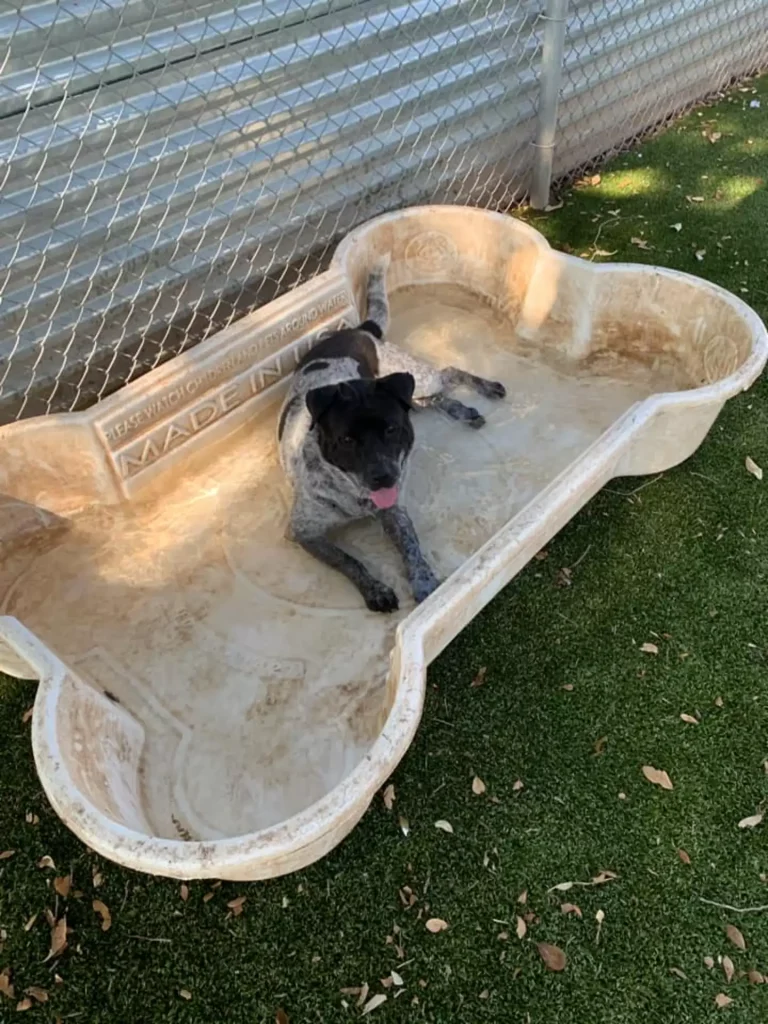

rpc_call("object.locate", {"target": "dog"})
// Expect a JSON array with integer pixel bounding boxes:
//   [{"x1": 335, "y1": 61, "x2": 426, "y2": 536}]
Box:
[{"x1": 277, "y1": 263, "x2": 506, "y2": 612}]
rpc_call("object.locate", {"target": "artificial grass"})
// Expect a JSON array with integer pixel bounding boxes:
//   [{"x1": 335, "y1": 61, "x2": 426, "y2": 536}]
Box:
[{"x1": 3, "y1": 76, "x2": 768, "y2": 1024}]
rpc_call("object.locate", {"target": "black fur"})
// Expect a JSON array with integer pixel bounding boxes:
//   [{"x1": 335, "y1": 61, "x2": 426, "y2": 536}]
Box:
[
  {"x1": 306, "y1": 373, "x2": 415, "y2": 493},
  {"x1": 359, "y1": 319, "x2": 383, "y2": 339},
  {"x1": 296, "y1": 330, "x2": 378, "y2": 378}
]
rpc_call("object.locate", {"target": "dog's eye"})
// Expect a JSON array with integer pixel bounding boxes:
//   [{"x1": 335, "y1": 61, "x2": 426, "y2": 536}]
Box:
[
  {"x1": 385, "y1": 424, "x2": 398, "y2": 437},
  {"x1": 340, "y1": 435, "x2": 355, "y2": 447}
]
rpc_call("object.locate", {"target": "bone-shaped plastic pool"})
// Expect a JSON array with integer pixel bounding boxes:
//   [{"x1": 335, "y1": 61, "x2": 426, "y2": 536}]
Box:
[{"x1": 1, "y1": 207, "x2": 765, "y2": 879}]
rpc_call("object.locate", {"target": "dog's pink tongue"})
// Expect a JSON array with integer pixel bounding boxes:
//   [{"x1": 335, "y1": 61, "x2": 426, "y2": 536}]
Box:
[{"x1": 370, "y1": 486, "x2": 399, "y2": 509}]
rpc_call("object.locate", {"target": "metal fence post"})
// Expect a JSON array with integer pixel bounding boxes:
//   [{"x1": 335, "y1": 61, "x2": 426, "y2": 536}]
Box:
[{"x1": 530, "y1": 0, "x2": 569, "y2": 209}]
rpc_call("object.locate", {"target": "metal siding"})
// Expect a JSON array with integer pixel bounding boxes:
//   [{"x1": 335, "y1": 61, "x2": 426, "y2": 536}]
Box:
[{"x1": 0, "y1": 0, "x2": 540, "y2": 417}]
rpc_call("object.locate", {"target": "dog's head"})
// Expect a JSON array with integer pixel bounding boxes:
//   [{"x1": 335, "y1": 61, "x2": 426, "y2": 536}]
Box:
[{"x1": 306, "y1": 373, "x2": 415, "y2": 509}]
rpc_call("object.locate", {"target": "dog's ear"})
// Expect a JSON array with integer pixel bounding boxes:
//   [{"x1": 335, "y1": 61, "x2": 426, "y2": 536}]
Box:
[
  {"x1": 306, "y1": 384, "x2": 340, "y2": 430},
  {"x1": 377, "y1": 372, "x2": 415, "y2": 409}
]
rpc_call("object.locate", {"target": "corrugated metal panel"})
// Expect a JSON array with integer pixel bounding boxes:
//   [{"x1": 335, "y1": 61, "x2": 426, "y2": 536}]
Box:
[
  {"x1": 0, "y1": 0, "x2": 541, "y2": 418},
  {"x1": 554, "y1": 0, "x2": 768, "y2": 175}
]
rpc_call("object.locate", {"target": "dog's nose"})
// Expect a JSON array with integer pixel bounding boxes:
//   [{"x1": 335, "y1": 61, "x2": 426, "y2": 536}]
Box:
[{"x1": 371, "y1": 470, "x2": 396, "y2": 489}]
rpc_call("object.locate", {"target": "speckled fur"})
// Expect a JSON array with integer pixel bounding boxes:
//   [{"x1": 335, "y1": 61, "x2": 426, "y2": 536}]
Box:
[{"x1": 277, "y1": 262, "x2": 506, "y2": 612}]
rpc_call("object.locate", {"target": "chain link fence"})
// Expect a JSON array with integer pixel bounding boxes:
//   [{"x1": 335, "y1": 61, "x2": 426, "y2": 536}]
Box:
[{"x1": 1, "y1": 0, "x2": 767, "y2": 424}]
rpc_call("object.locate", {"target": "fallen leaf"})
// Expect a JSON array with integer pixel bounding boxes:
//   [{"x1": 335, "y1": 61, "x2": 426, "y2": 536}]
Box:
[
  {"x1": 561, "y1": 903, "x2": 582, "y2": 918},
  {"x1": 497, "y1": 931, "x2": 509, "y2": 941},
  {"x1": 390, "y1": 970, "x2": 404, "y2": 987},
  {"x1": 714, "y1": 992, "x2": 733, "y2": 1008},
  {"x1": 687, "y1": 195, "x2": 705, "y2": 203},
  {"x1": 362, "y1": 994, "x2": 387, "y2": 1015},
  {"x1": 593, "y1": 736, "x2": 607, "y2": 756},
  {"x1": 425, "y1": 918, "x2": 449, "y2": 933},
  {"x1": 0, "y1": 850, "x2": 15, "y2": 860},
  {"x1": 725, "y1": 924, "x2": 746, "y2": 950},
  {"x1": 517, "y1": 890, "x2": 528, "y2": 904},
  {"x1": 671, "y1": 222, "x2": 683, "y2": 232},
  {"x1": 680, "y1": 713, "x2": 699, "y2": 725},
  {"x1": 591, "y1": 871, "x2": 618, "y2": 884},
  {"x1": 227, "y1": 896, "x2": 246, "y2": 912},
  {"x1": 677, "y1": 849, "x2": 691, "y2": 865},
  {"x1": 54, "y1": 875, "x2": 71, "y2": 899},
  {"x1": 745, "y1": 456, "x2": 763, "y2": 481},
  {"x1": 631, "y1": 237, "x2": 652, "y2": 250},
  {"x1": 45, "y1": 916, "x2": 67, "y2": 961},
  {"x1": 722, "y1": 955, "x2": 735, "y2": 983},
  {"x1": 642, "y1": 765, "x2": 674, "y2": 790},
  {"x1": 275, "y1": 1010, "x2": 289, "y2": 1024},
  {"x1": 470, "y1": 667, "x2": 487, "y2": 688},
  {"x1": 398, "y1": 815, "x2": 410, "y2": 837},
  {"x1": 516, "y1": 916, "x2": 527, "y2": 940},
  {"x1": 640, "y1": 642, "x2": 659, "y2": 654},
  {"x1": 202, "y1": 892, "x2": 214, "y2": 903},
  {"x1": 382, "y1": 784, "x2": 395, "y2": 811},
  {"x1": 714, "y1": 696, "x2": 724, "y2": 708},
  {"x1": 551, "y1": 881, "x2": 574, "y2": 892},
  {"x1": 356, "y1": 984, "x2": 370, "y2": 1008},
  {"x1": 180, "y1": 883, "x2": 189, "y2": 902},
  {"x1": 479, "y1": 988, "x2": 490, "y2": 999},
  {"x1": 22, "y1": 707, "x2": 34, "y2": 724},
  {"x1": 16, "y1": 997, "x2": 33, "y2": 1012},
  {"x1": 179, "y1": 989, "x2": 192, "y2": 1001},
  {"x1": 537, "y1": 943, "x2": 566, "y2": 972},
  {"x1": 512, "y1": 778, "x2": 524, "y2": 793},
  {"x1": 704, "y1": 956, "x2": 715, "y2": 969},
  {"x1": 23, "y1": 914, "x2": 37, "y2": 932},
  {"x1": 25, "y1": 813, "x2": 39, "y2": 826},
  {"x1": 434, "y1": 820, "x2": 454, "y2": 834},
  {"x1": 695, "y1": 249, "x2": 706, "y2": 261},
  {"x1": 472, "y1": 776, "x2": 486, "y2": 796},
  {"x1": 670, "y1": 967, "x2": 687, "y2": 980},
  {"x1": 748, "y1": 970, "x2": 765, "y2": 984},
  {"x1": 738, "y1": 812, "x2": 764, "y2": 829},
  {"x1": 562, "y1": 683, "x2": 574, "y2": 691},
  {"x1": 0, "y1": 968, "x2": 14, "y2": 999},
  {"x1": 37, "y1": 856, "x2": 55, "y2": 870},
  {"x1": 25, "y1": 987, "x2": 48, "y2": 1004},
  {"x1": 92, "y1": 870, "x2": 103, "y2": 888},
  {"x1": 92, "y1": 900, "x2": 112, "y2": 932}
]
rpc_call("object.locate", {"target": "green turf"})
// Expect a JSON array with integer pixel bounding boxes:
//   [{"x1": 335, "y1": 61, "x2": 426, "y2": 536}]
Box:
[{"x1": 3, "y1": 77, "x2": 768, "y2": 1024}]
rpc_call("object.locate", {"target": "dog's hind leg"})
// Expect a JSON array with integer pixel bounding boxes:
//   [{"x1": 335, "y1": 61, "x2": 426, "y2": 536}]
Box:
[
  {"x1": 359, "y1": 263, "x2": 390, "y2": 338},
  {"x1": 379, "y1": 506, "x2": 440, "y2": 603},
  {"x1": 414, "y1": 392, "x2": 486, "y2": 430},
  {"x1": 440, "y1": 367, "x2": 506, "y2": 400}
]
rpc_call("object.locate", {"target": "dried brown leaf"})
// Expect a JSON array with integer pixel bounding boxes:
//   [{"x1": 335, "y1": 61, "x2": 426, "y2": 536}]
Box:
[
  {"x1": 680, "y1": 713, "x2": 699, "y2": 725},
  {"x1": 382, "y1": 784, "x2": 395, "y2": 811},
  {"x1": 362, "y1": 994, "x2": 387, "y2": 1015},
  {"x1": 516, "y1": 916, "x2": 527, "y2": 940},
  {"x1": 561, "y1": 903, "x2": 582, "y2": 918},
  {"x1": 390, "y1": 971, "x2": 404, "y2": 987},
  {"x1": 470, "y1": 667, "x2": 487, "y2": 688},
  {"x1": 0, "y1": 968, "x2": 14, "y2": 1000},
  {"x1": 23, "y1": 914, "x2": 37, "y2": 933},
  {"x1": 22, "y1": 707, "x2": 34, "y2": 724},
  {"x1": 687, "y1": 195, "x2": 705, "y2": 203},
  {"x1": 25, "y1": 987, "x2": 48, "y2": 1004},
  {"x1": 641, "y1": 765, "x2": 674, "y2": 790},
  {"x1": 0, "y1": 850, "x2": 15, "y2": 860},
  {"x1": 227, "y1": 896, "x2": 246, "y2": 911},
  {"x1": 670, "y1": 967, "x2": 687, "y2": 980},
  {"x1": 517, "y1": 890, "x2": 528, "y2": 905},
  {"x1": 54, "y1": 875, "x2": 71, "y2": 899},
  {"x1": 472, "y1": 776, "x2": 486, "y2": 796},
  {"x1": 16, "y1": 997, "x2": 33, "y2": 1012},
  {"x1": 591, "y1": 871, "x2": 618, "y2": 884},
  {"x1": 92, "y1": 870, "x2": 103, "y2": 888},
  {"x1": 356, "y1": 983, "x2": 370, "y2": 1008},
  {"x1": 180, "y1": 883, "x2": 189, "y2": 902},
  {"x1": 92, "y1": 899, "x2": 112, "y2": 932},
  {"x1": 550, "y1": 881, "x2": 574, "y2": 892},
  {"x1": 745, "y1": 456, "x2": 763, "y2": 481},
  {"x1": 512, "y1": 779, "x2": 524, "y2": 793},
  {"x1": 631, "y1": 237, "x2": 652, "y2": 251},
  {"x1": 179, "y1": 989, "x2": 192, "y2": 1001},
  {"x1": 738, "y1": 812, "x2": 764, "y2": 829},
  {"x1": 714, "y1": 993, "x2": 733, "y2": 1008},
  {"x1": 748, "y1": 970, "x2": 765, "y2": 984},
  {"x1": 722, "y1": 955, "x2": 735, "y2": 983},
  {"x1": 593, "y1": 736, "x2": 607, "y2": 756},
  {"x1": 704, "y1": 956, "x2": 715, "y2": 969},
  {"x1": 425, "y1": 918, "x2": 449, "y2": 933},
  {"x1": 37, "y1": 856, "x2": 55, "y2": 870},
  {"x1": 275, "y1": 1010, "x2": 289, "y2": 1024},
  {"x1": 714, "y1": 696, "x2": 724, "y2": 708},
  {"x1": 725, "y1": 924, "x2": 746, "y2": 950},
  {"x1": 537, "y1": 943, "x2": 567, "y2": 972},
  {"x1": 677, "y1": 849, "x2": 691, "y2": 865},
  {"x1": 45, "y1": 916, "x2": 67, "y2": 961},
  {"x1": 640, "y1": 642, "x2": 659, "y2": 654},
  {"x1": 434, "y1": 820, "x2": 454, "y2": 834}
]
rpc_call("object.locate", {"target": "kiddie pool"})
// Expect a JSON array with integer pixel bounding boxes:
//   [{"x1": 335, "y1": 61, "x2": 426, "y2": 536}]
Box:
[{"x1": 0, "y1": 206, "x2": 765, "y2": 879}]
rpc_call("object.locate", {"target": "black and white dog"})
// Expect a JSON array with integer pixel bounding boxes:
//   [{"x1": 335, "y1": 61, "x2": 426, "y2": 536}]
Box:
[{"x1": 277, "y1": 263, "x2": 506, "y2": 613}]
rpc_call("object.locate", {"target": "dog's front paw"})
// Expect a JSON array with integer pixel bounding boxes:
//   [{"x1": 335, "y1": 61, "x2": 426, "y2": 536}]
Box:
[
  {"x1": 466, "y1": 407, "x2": 486, "y2": 429},
  {"x1": 479, "y1": 378, "x2": 506, "y2": 400},
  {"x1": 412, "y1": 569, "x2": 440, "y2": 604},
  {"x1": 363, "y1": 580, "x2": 400, "y2": 613}
]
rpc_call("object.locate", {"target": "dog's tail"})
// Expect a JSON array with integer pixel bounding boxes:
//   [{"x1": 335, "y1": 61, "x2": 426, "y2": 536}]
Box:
[{"x1": 359, "y1": 258, "x2": 390, "y2": 340}]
